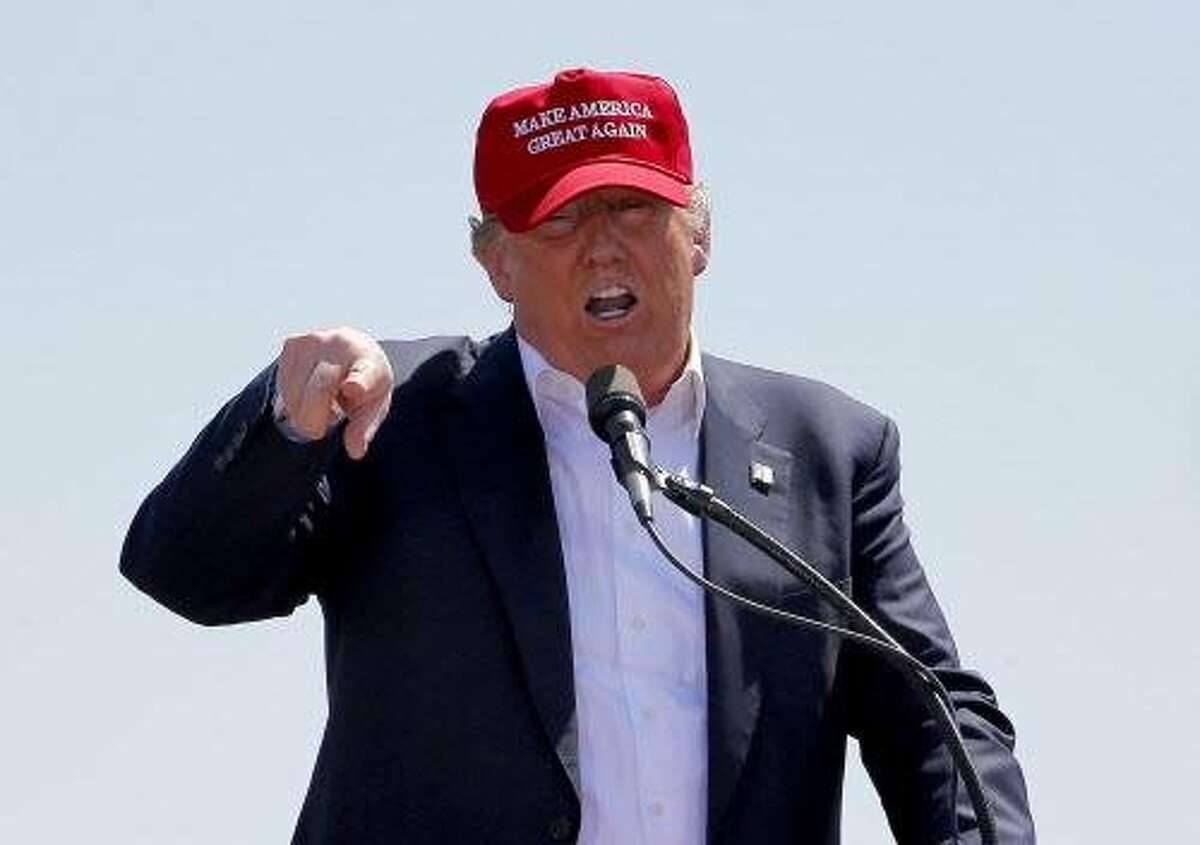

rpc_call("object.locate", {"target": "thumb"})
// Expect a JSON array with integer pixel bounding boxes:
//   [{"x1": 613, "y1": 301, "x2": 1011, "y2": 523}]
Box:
[{"x1": 339, "y1": 356, "x2": 386, "y2": 409}]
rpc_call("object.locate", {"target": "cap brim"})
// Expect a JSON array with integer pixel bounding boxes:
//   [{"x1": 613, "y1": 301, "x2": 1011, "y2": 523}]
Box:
[{"x1": 496, "y1": 161, "x2": 691, "y2": 233}]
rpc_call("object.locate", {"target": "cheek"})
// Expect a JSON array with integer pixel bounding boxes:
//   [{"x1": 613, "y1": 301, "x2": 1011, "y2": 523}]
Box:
[
  {"x1": 508, "y1": 255, "x2": 580, "y2": 331},
  {"x1": 645, "y1": 241, "x2": 696, "y2": 311}
]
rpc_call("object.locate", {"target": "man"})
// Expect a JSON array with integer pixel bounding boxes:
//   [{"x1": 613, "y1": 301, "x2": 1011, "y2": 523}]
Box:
[{"x1": 121, "y1": 68, "x2": 1035, "y2": 843}]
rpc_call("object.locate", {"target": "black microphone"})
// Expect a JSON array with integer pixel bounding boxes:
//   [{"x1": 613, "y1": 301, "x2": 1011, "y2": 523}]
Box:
[{"x1": 586, "y1": 365, "x2": 656, "y2": 522}]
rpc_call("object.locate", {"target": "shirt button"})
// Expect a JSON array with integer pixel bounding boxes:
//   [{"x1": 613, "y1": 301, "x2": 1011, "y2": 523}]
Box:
[
  {"x1": 641, "y1": 707, "x2": 656, "y2": 721},
  {"x1": 630, "y1": 614, "x2": 646, "y2": 631},
  {"x1": 547, "y1": 815, "x2": 576, "y2": 841},
  {"x1": 648, "y1": 801, "x2": 664, "y2": 817}
]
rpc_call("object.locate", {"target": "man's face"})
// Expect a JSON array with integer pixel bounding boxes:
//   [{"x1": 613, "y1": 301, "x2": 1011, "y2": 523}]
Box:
[{"x1": 484, "y1": 186, "x2": 708, "y2": 406}]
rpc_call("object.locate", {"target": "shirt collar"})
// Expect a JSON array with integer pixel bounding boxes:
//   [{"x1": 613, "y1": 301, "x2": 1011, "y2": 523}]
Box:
[{"x1": 516, "y1": 330, "x2": 706, "y2": 445}]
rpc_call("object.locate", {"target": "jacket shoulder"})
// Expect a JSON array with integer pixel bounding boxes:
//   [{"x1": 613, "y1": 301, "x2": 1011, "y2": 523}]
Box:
[
  {"x1": 378, "y1": 333, "x2": 517, "y2": 398},
  {"x1": 703, "y1": 354, "x2": 893, "y2": 469}
]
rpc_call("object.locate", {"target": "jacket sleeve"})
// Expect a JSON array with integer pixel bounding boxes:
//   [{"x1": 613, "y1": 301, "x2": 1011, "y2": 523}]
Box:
[
  {"x1": 120, "y1": 363, "x2": 345, "y2": 626},
  {"x1": 838, "y1": 417, "x2": 1036, "y2": 844}
]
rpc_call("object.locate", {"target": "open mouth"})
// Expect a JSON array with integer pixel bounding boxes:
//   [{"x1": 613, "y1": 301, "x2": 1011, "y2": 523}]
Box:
[{"x1": 584, "y1": 285, "x2": 638, "y2": 322}]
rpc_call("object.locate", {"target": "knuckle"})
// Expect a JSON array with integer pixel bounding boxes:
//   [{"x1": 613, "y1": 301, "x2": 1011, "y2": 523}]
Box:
[
  {"x1": 282, "y1": 331, "x2": 321, "y2": 359},
  {"x1": 326, "y1": 328, "x2": 359, "y2": 360}
]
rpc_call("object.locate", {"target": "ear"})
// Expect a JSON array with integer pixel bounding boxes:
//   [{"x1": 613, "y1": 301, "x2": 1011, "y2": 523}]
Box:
[
  {"x1": 476, "y1": 234, "x2": 515, "y2": 303},
  {"x1": 690, "y1": 219, "x2": 711, "y2": 277}
]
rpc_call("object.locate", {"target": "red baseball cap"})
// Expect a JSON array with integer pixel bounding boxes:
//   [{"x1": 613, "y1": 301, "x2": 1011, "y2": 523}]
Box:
[{"x1": 474, "y1": 68, "x2": 694, "y2": 232}]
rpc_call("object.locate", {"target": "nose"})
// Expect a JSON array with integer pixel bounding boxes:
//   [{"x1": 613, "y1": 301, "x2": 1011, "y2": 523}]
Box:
[{"x1": 579, "y1": 208, "x2": 625, "y2": 268}]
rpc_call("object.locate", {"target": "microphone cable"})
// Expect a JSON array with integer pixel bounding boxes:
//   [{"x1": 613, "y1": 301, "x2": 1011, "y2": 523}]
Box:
[
  {"x1": 584, "y1": 362, "x2": 998, "y2": 843},
  {"x1": 636, "y1": 495, "x2": 998, "y2": 845}
]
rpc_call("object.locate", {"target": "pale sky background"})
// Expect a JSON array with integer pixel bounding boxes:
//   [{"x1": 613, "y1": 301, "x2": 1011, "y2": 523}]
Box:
[{"x1": 2, "y1": 2, "x2": 1197, "y2": 842}]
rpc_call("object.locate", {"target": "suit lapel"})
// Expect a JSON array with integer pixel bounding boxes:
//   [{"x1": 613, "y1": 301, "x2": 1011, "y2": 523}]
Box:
[
  {"x1": 445, "y1": 329, "x2": 580, "y2": 796},
  {"x1": 701, "y1": 355, "x2": 796, "y2": 841}
]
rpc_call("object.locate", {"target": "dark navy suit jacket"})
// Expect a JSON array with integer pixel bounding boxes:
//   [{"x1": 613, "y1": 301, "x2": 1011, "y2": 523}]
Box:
[{"x1": 121, "y1": 329, "x2": 1034, "y2": 843}]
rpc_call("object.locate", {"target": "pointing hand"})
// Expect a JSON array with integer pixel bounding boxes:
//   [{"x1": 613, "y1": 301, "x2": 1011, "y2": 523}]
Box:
[{"x1": 274, "y1": 327, "x2": 394, "y2": 460}]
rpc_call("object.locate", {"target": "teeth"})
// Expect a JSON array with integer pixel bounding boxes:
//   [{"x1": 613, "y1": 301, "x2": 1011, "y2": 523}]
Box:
[
  {"x1": 593, "y1": 284, "x2": 631, "y2": 298},
  {"x1": 585, "y1": 284, "x2": 637, "y2": 321}
]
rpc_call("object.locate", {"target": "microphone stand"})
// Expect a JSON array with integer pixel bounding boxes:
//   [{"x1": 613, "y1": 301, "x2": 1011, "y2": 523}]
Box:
[{"x1": 638, "y1": 465, "x2": 1000, "y2": 845}]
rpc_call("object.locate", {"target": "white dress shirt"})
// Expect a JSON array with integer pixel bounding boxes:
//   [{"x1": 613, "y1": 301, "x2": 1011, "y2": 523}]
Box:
[{"x1": 517, "y1": 335, "x2": 708, "y2": 845}]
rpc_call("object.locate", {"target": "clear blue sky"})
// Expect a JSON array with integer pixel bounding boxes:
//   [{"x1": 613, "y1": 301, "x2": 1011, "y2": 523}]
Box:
[{"x1": 2, "y1": 2, "x2": 1196, "y2": 841}]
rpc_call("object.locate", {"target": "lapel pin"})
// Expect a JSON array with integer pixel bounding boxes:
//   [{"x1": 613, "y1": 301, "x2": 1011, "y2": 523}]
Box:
[{"x1": 749, "y1": 461, "x2": 775, "y2": 496}]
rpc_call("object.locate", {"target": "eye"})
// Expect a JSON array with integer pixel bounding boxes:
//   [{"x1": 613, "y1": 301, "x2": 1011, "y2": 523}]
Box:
[
  {"x1": 615, "y1": 197, "x2": 651, "y2": 211},
  {"x1": 538, "y1": 210, "x2": 578, "y2": 237},
  {"x1": 612, "y1": 196, "x2": 656, "y2": 225}
]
